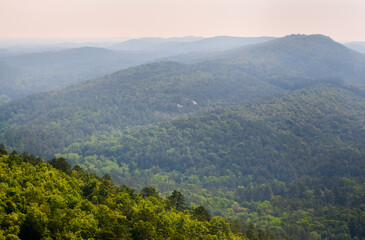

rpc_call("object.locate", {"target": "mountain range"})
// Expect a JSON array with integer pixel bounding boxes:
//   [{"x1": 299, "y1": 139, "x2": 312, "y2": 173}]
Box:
[
  {"x1": 1, "y1": 34, "x2": 364, "y2": 155},
  {"x1": 1, "y1": 34, "x2": 365, "y2": 239},
  {"x1": 0, "y1": 36, "x2": 275, "y2": 101},
  {"x1": 111, "y1": 36, "x2": 274, "y2": 53}
]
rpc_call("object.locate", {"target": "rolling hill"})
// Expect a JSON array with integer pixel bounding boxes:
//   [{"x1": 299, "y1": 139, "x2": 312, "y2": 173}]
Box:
[
  {"x1": 57, "y1": 82, "x2": 365, "y2": 239},
  {"x1": 58, "y1": 82, "x2": 365, "y2": 186},
  {"x1": 215, "y1": 34, "x2": 365, "y2": 84},
  {"x1": 1, "y1": 34, "x2": 365, "y2": 157},
  {"x1": 0, "y1": 47, "x2": 171, "y2": 99},
  {"x1": 111, "y1": 36, "x2": 274, "y2": 53},
  {"x1": 0, "y1": 60, "x2": 282, "y2": 156},
  {"x1": 1, "y1": 34, "x2": 365, "y2": 239},
  {"x1": 0, "y1": 36, "x2": 275, "y2": 101}
]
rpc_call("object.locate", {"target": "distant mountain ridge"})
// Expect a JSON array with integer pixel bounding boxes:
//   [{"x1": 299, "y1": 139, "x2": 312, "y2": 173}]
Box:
[
  {"x1": 112, "y1": 36, "x2": 275, "y2": 53},
  {"x1": 110, "y1": 36, "x2": 204, "y2": 51},
  {"x1": 345, "y1": 41, "x2": 365, "y2": 54},
  {"x1": 215, "y1": 34, "x2": 365, "y2": 84},
  {"x1": 0, "y1": 36, "x2": 275, "y2": 101},
  {"x1": 0, "y1": 47, "x2": 168, "y2": 99}
]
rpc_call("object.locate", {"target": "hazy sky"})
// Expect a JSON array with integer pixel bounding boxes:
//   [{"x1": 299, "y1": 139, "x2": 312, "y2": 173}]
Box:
[{"x1": 1, "y1": 0, "x2": 365, "y2": 42}]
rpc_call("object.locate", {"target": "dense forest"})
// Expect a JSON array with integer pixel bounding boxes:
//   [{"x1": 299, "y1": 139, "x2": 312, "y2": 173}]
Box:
[
  {"x1": 58, "y1": 83, "x2": 365, "y2": 179},
  {"x1": 1, "y1": 35, "x2": 365, "y2": 157},
  {"x1": 0, "y1": 147, "x2": 277, "y2": 239},
  {"x1": 53, "y1": 83, "x2": 365, "y2": 239},
  {"x1": 1, "y1": 35, "x2": 365, "y2": 239},
  {"x1": 0, "y1": 61, "x2": 282, "y2": 156}
]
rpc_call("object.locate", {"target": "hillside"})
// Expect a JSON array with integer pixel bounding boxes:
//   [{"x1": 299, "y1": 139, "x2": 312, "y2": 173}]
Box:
[
  {"x1": 1, "y1": 35, "x2": 365, "y2": 157},
  {"x1": 216, "y1": 34, "x2": 365, "y2": 84},
  {"x1": 0, "y1": 36, "x2": 275, "y2": 100},
  {"x1": 0, "y1": 61, "x2": 282, "y2": 156},
  {"x1": 0, "y1": 149, "x2": 273, "y2": 239},
  {"x1": 1, "y1": 34, "x2": 365, "y2": 239},
  {"x1": 58, "y1": 83, "x2": 365, "y2": 184},
  {"x1": 56, "y1": 83, "x2": 365, "y2": 239},
  {"x1": 0, "y1": 47, "x2": 170, "y2": 99}
]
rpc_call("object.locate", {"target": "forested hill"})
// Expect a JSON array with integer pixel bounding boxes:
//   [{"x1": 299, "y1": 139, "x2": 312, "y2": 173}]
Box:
[
  {"x1": 1, "y1": 34, "x2": 365, "y2": 239},
  {"x1": 215, "y1": 34, "x2": 365, "y2": 84},
  {"x1": 0, "y1": 149, "x2": 275, "y2": 239},
  {"x1": 0, "y1": 61, "x2": 282, "y2": 156},
  {"x1": 1, "y1": 35, "x2": 365, "y2": 157},
  {"x1": 0, "y1": 36, "x2": 274, "y2": 101},
  {"x1": 60, "y1": 83, "x2": 365, "y2": 184},
  {"x1": 0, "y1": 46, "x2": 172, "y2": 100},
  {"x1": 57, "y1": 83, "x2": 365, "y2": 239}
]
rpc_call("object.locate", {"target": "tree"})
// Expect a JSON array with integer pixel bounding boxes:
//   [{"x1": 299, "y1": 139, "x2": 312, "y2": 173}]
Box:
[
  {"x1": 140, "y1": 187, "x2": 159, "y2": 198},
  {"x1": 48, "y1": 157, "x2": 72, "y2": 175},
  {"x1": 22, "y1": 152, "x2": 42, "y2": 165},
  {"x1": 168, "y1": 190, "x2": 186, "y2": 211},
  {"x1": 192, "y1": 205, "x2": 211, "y2": 221},
  {"x1": 19, "y1": 208, "x2": 48, "y2": 240},
  {"x1": 0, "y1": 143, "x2": 7, "y2": 155}
]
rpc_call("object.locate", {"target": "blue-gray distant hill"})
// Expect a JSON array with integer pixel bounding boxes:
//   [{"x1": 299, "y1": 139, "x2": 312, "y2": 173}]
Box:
[
  {"x1": 112, "y1": 36, "x2": 275, "y2": 54},
  {"x1": 214, "y1": 34, "x2": 365, "y2": 84},
  {"x1": 110, "y1": 36, "x2": 204, "y2": 51},
  {"x1": 0, "y1": 47, "x2": 169, "y2": 99},
  {"x1": 345, "y1": 41, "x2": 365, "y2": 55},
  {"x1": 0, "y1": 36, "x2": 274, "y2": 101}
]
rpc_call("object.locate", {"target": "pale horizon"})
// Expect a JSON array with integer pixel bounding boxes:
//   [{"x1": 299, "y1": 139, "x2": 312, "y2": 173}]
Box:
[{"x1": 1, "y1": 0, "x2": 365, "y2": 43}]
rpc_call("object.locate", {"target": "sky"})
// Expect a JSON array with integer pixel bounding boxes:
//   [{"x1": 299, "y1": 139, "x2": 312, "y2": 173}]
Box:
[{"x1": 1, "y1": 0, "x2": 365, "y2": 42}]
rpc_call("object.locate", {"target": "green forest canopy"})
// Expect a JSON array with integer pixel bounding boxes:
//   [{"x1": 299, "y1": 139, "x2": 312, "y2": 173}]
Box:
[{"x1": 0, "y1": 149, "x2": 276, "y2": 240}]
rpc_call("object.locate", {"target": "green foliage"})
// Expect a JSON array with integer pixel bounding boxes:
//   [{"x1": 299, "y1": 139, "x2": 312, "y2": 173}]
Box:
[
  {"x1": 1, "y1": 35, "x2": 365, "y2": 240},
  {"x1": 60, "y1": 84, "x2": 365, "y2": 182},
  {"x1": 192, "y1": 206, "x2": 211, "y2": 221},
  {"x1": 140, "y1": 187, "x2": 159, "y2": 198},
  {"x1": 0, "y1": 144, "x2": 7, "y2": 155},
  {"x1": 0, "y1": 60, "x2": 282, "y2": 157},
  {"x1": 55, "y1": 84, "x2": 365, "y2": 239},
  {"x1": 48, "y1": 157, "x2": 72, "y2": 175},
  {"x1": 0, "y1": 153, "x2": 270, "y2": 239},
  {"x1": 168, "y1": 190, "x2": 187, "y2": 211},
  {"x1": 1, "y1": 35, "x2": 365, "y2": 159}
]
